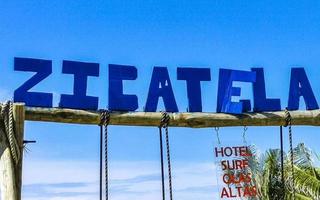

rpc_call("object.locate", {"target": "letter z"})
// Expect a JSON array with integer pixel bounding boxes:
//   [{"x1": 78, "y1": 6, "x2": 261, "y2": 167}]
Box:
[{"x1": 14, "y1": 57, "x2": 53, "y2": 107}]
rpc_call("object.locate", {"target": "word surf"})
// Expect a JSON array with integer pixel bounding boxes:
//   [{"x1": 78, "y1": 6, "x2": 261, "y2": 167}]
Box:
[{"x1": 13, "y1": 57, "x2": 319, "y2": 114}]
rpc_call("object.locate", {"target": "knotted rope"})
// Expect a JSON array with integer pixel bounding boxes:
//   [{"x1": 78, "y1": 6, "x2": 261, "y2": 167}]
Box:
[
  {"x1": 284, "y1": 108, "x2": 295, "y2": 199},
  {"x1": 99, "y1": 109, "x2": 111, "y2": 200},
  {"x1": 159, "y1": 112, "x2": 174, "y2": 200},
  {"x1": 0, "y1": 101, "x2": 20, "y2": 166}
]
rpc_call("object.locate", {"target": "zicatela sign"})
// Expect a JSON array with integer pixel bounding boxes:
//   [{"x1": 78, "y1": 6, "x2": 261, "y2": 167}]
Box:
[{"x1": 13, "y1": 57, "x2": 319, "y2": 114}]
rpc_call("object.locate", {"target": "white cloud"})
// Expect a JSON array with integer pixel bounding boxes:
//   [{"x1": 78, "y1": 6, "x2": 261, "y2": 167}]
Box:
[{"x1": 21, "y1": 159, "x2": 220, "y2": 200}]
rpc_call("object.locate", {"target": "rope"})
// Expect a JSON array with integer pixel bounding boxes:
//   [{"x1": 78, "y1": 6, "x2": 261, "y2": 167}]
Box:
[
  {"x1": 165, "y1": 124, "x2": 173, "y2": 200},
  {"x1": 284, "y1": 108, "x2": 295, "y2": 199},
  {"x1": 99, "y1": 125, "x2": 103, "y2": 200},
  {"x1": 242, "y1": 126, "x2": 248, "y2": 145},
  {"x1": 0, "y1": 101, "x2": 20, "y2": 166},
  {"x1": 100, "y1": 110, "x2": 110, "y2": 200},
  {"x1": 160, "y1": 112, "x2": 173, "y2": 200},
  {"x1": 214, "y1": 127, "x2": 221, "y2": 145},
  {"x1": 104, "y1": 111, "x2": 110, "y2": 200},
  {"x1": 280, "y1": 126, "x2": 285, "y2": 193},
  {"x1": 213, "y1": 127, "x2": 222, "y2": 199},
  {"x1": 158, "y1": 127, "x2": 165, "y2": 200}
]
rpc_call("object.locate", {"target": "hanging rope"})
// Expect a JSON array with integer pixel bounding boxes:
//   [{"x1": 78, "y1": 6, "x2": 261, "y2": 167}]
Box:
[
  {"x1": 159, "y1": 112, "x2": 173, "y2": 200},
  {"x1": 242, "y1": 126, "x2": 248, "y2": 145},
  {"x1": 214, "y1": 127, "x2": 221, "y2": 145},
  {"x1": 164, "y1": 119, "x2": 173, "y2": 200},
  {"x1": 213, "y1": 127, "x2": 222, "y2": 200},
  {"x1": 0, "y1": 101, "x2": 20, "y2": 166},
  {"x1": 99, "y1": 122, "x2": 103, "y2": 200},
  {"x1": 279, "y1": 126, "x2": 285, "y2": 194},
  {"x1": 158, "y1": 126, "x2": 165, "y2": 200},
  {"x1": 284, "y1": 108, "x2": 295, "y2": 199},
  {"x1": 100, "y1": 110, "x2": 110, "y2": 200}
]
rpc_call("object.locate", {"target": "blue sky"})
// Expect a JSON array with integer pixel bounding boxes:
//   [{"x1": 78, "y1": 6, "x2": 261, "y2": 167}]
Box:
[{"x1": 1, "y1": 1, "x2": 320, "y2": 199}]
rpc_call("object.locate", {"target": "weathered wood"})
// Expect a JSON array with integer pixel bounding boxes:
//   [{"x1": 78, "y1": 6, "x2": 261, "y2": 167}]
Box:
[
  {"x1": 0, "y1": 103, "x2": 24, "y2": 200},
  {"x1": 13, "y1": 103, "x2": 25, "y2": 200},
  {"x1": 25, "y1": 107, "x2": 320, "y2": 127},
  {"x1": 0, "y1": 126, "x2": 16, "y2": 200}
]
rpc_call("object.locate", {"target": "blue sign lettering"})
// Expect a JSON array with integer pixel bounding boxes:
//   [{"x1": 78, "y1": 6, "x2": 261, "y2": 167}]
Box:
[
  {"x1": 14, "y1": 57, "x2": 53, "y2": 107},
  {"x1": 12, "y1": 57, "x2": 320, "y2": 114}
]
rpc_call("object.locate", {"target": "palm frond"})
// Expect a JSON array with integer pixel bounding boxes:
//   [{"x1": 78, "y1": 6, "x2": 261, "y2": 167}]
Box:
[{"x1": 292, "y1": 166, "x2": 320, "y2": 199}]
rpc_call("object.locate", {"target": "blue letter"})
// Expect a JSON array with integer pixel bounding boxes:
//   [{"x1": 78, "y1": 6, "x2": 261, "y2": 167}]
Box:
[
  {"x1": 252, "y1": 68, "x2": 281, "y2": 112},
  {"x1": 217, "y1": 69, "x2": 256, "y2": 114},
  {"x1": 108, "y1": 64, "x2": 138, "y2": 111},
  {"x1": 177, "y1": 67, "x2": 211, "y2": 112},
  {"x1": 14, "y1": 57, "x2": 53, "y2": 107},
  {"x1": 288, "y1": 68, "x2": 318, "y2": 110},
  {"x1": 145, "y1": 67, "x2": 178, "y2": 112},
  {"x1": 59, "y1": 60, "x2": 99, "y2": 110}
]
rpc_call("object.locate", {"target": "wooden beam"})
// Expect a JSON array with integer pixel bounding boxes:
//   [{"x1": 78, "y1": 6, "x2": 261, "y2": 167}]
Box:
[{"x1": 25, "y1": 107, "x2": 320, "y2": 127}]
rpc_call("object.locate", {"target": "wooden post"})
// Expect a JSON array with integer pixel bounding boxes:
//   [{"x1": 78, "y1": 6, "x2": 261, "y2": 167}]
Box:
[
  {"x1": 0, "y1": 127, "x2": 16, "y2": 200},
  {"x1": 0, "y1": 103, "x2": 25, "y2": 200},
  {"x1": 13, "y1": 103, "x2": 25, "y2": 200}
]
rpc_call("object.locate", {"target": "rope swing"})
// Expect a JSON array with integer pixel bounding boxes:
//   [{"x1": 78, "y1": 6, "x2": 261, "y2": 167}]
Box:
[
  {"x1": 159, "y1": 112, "x2": 174, "y2": 200},
  {"x1": 98, "y1": 110, "x2": 175, "y2": 200},
  {"x1": 94, "y1": 108, "x2": 296, "y2": 200}
]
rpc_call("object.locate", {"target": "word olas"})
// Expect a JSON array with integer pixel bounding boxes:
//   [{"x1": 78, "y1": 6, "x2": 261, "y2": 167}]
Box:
[
  {"x1": 13, "y1": 57, "x2": 319, "y2": 114},
  {"x1": 215, "y1": 146, "x2": 257, "y2": 198}
]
